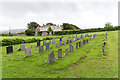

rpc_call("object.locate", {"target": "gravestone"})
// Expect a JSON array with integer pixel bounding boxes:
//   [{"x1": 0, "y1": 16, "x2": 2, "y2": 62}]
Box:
[
  {"x1": 20, "y1": 44, "x2": 25, "y2": 50},
  {"x1": 70, "y1": 44, "x2": 73, "y2": 52},
  {"x1": 52, "y1": 38, "x2": 55, "y2": 43},
  {"x1": 70, "y1": 40, "x2": 72, "y2": 43},
  {"x1": 69, "y1": 36, "x2": 70, "y2": 39},
  {"x1": 66, "y1": 40, "x2": 69, "y2": 44},
  {"x1": 37, "y1": 41, "x2": 40, "y2": 47},
  {"x1": 60, "y1": 41, "x2": 62, "y2": 46},
  {"x1": 49, "y1": 40, "x2": 51, "y2": 44},
  {"x1": 60, "y1": 37, "x2": 62, "y2": 41},
  {"x1": 25, "y1": 47, "x2": 31, "y2": 57},
  {"x1": 79, "y1": 41, "x2": 81, "y2": 47},
  {"x1": 76, "y1": 42, "x2": 78, "y2": 49},
  {"x1": 43, "y1": 40, "x2": 46, "y2": 46},
  {"x1": 56, "y1": 43, "x2": 58, "y2": 47},
  {"x1": 63, "y1": 37, "x2": 65, "y2": 41},
  {"x1": 58, "y1": 49, "x2": 62, "y2": 59},
  {"x1": 48, "y1": 50, "x2": 55, "y2": 64},
  {"x1": 6, "y1": 46, "x2": 13, "y2": 54},
  {"x1": 65, "y1": 48, "x2": 68, "y2": 55},
  {"x1": 81, "y1": 42, "x2": 83, "y2": 46},
  {"x1": 102, "y1": 45, "x2": 105, "y2": 56},
  {"x1": 39, "y1": 45, "x2": 43, "y2": 53},
  {"x1": 63, "y1": 41, "x2": 65, "y2": 45},
  {"x1": 83, "y1": 40, "x2": 86, "y2": 45},
  {"x1": 46, "y1": 43, "x2": 49, "y2": 51}
]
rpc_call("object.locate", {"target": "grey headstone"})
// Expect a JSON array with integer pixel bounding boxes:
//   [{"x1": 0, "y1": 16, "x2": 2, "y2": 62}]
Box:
[
  {"x1": 48, "y1": 50, "x2": 55, "y2": 64},
  {"x1": 76, "y1": 42, "x2": 78, "y2": 49},
  {"x1": 49, "y1": 40, "x2": 51, "y2": 44},
  {"x1": 60, "y1": 41, "x2": 62, "y2": 46},
  {"x1": 83, "y1": 40, "x2": 86, "y2": 45},
  {"x1": 56, "y1": 43, "x2": 58, "y2": 47},
  {"x1": 25, "y1": 47, "x2": 31, "y2": 57},
  {"x1": 70, "y1": 44, "x2": 73, "y2": 52},
  {"x1": 63, "y1": 37, "x2": 65, "y2": 41},
  {"x1": 58, "y1": 49, "x2": 62, "y2": 59},
  {"x1": 43, "y1": 40, "x2": 46, "y2": 46},
  {"x1": 65, "y1": 48, "x2": 68, "y2": 55},
  {"x1": 46, "y1": 43, "x2": 49, "y2": 51},
  {"x1": 39, "y1": 45, "x2": 43, "y2": 53},
  {"x1": 20, "y1": 44, "x2": 25, "y2": 50},
  {"x1": 52, "y1": 38, "x2": 55, "y2": 43}
]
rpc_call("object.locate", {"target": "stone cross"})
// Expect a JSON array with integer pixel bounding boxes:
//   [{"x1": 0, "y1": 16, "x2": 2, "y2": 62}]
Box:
[
  {"x1": 58, "y1": 49, "x2": 62, "y2": 59},
  {"x1": 46, "y1": 43, "x2": 49, "y2": 51},
  {"x1": 39, "y1": 45, "x2": 43, "y2": 53},
  {"x1": 6, "y1": 46, "x2": 13, "y2": 54},
  {"x1": 25, "y1": 47, "x2": 31, "y2": 57},
  {"x1": 48, "y1": 50, "x2": 55, "y2": 64},
  {"x1": 20, "y1": 44, "x2": 25, "y2": 50}
]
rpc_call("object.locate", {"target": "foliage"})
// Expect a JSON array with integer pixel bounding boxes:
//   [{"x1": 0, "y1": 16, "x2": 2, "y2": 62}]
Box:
[
  {"x1": 62, "y1": 23, "x2": 80, "y2": 30},
  {"x1": 17, "y1": 32, "x2": 25, "y2": 34},
  {"x1": 27, "y1": 22, "x2": 40, "y2": 30},
  {"x1": 25, "y1": 29, "x2": 34, "y2": 36},
  {"x1": 2, "y1": 38, "x2": 40, "y2": 46},
  {"x1": 47, "y1": 27, "x2": 53, "y2": 35},
  {"x1": 104, "y1": 22, "x2": 113, "y2": 31}
]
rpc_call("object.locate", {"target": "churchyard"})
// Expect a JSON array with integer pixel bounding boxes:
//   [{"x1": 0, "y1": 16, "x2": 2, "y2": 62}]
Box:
[{"x1": 1, "y1": 31, "x2": 118, "y2": 78}]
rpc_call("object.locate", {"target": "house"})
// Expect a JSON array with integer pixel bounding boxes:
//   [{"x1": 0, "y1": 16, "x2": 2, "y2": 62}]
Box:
[{"x1": 40, "y1": 23, "x2": 62, "y2": 36}]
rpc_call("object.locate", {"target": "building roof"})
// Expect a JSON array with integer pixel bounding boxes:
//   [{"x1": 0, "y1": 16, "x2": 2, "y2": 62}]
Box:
[{"x1": 40, "y1": 25, "x2": 62, "y2": 31}]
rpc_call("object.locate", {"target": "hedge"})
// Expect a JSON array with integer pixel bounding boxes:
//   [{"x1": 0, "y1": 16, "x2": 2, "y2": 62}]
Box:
[{"x1": 2, "y1": 37, "x2": 60, "y2": 46}]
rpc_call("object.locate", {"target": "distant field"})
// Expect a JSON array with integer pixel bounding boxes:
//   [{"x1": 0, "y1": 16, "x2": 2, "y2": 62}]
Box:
[{"x1": 1, "y1": 31, "x2": 118, "y2": 78}]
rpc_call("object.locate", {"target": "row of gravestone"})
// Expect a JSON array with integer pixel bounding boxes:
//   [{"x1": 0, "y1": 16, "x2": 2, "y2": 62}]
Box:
[
  {"x1": 6, "y1": 33, "x2": 96, "y2": 55},
  {"x1": 48, "y1": 38, "x2": 91, "y2": 64},
  {"x1": 102, "y1": 32, "x2": 107, "y2": 56}
]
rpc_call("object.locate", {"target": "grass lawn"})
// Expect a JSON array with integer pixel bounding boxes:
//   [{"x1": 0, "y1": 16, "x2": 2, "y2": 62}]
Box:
[{"x1": 1, "y1": 31, "x2": 118, "y2": 78}]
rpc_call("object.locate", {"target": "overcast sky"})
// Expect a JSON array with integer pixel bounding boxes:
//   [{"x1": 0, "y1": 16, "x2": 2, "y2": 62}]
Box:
[{"x1": 0, "y1": 0, "x2": 119, "y2": 31}]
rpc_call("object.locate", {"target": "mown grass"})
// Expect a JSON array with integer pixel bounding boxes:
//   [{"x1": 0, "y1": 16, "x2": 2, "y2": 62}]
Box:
[{"x1": 1, "y1": 31, "x2": 118, "y2": 78}]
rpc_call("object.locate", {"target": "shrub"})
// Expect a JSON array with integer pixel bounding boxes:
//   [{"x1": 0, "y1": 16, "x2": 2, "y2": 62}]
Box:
[
  {"x1": 25, "y1": 29, "x2": 34, "y2": 36},
  {"x1": 2, "y1": 38, "x2": 40, "y2": 46}
]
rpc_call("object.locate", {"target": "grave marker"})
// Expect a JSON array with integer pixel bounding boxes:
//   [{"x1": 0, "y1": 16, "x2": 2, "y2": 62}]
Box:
[
  {"x1": 58, "y1": 49, "x2": 62, "y2": 59},
  {"x1": 25, "y1": 47, "x2": 31, "y2": 57},
  {"x1": 6, "y1": 46, "x2": 13, "y2": 54},
  {"x1": 65, "y1": 48, "x2": 68, "y2": 55},
  {"x1": 46, "y1": 43, "x2": 49, "y2": 51},
  {"x1": 20, "y1": 44, "x2": 25, "y2": 50},
  {"x1": 48, "y1": 50, "x2": 55, "y2": 64},
  {"x1": 39, "y1": 45, "x2": 43, "y2": 53}
]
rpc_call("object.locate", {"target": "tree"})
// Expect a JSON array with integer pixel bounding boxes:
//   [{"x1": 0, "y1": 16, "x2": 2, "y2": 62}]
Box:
[
  {"x1": 25, "y1": 29, "x2": 34, "y2": 36},
  {"x1": 47, "y1": 27, "x2": 53, "y2": 34},
  {"x1": 27, "y1": 22, "x2": 40, "y2": 30},
  {"x1": 62, "y1": 23, "x2": 80, "y2": 30},
  {"x1": 104, "y1": 22, "x2": 113, "y2": 31}
]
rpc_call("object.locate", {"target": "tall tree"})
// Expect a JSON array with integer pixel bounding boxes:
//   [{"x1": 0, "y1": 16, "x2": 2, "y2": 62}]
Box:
[
  {"x1": 104, "y1": 22, "x2": 113, "y2": 31},
  {"x1": 27, "y1": 22, "x2": 40, "y2": 30}
]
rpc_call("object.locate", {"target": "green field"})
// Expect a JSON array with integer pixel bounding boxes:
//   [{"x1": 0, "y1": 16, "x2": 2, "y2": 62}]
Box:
[{"x1": 1, "y1": 31, "x2": 118, "y2": 78}]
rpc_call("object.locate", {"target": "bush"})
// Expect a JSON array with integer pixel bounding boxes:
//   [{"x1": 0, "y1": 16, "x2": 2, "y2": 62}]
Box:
[
  {"x1": 2, "y1": 38, "x2": 40, "y2": 46},
  {"x1": 25, "y1": 29, "x2": 34, "y2": 36}
]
